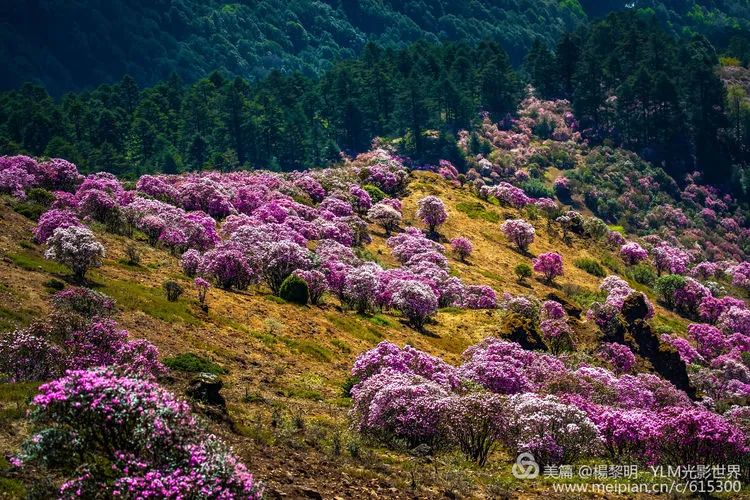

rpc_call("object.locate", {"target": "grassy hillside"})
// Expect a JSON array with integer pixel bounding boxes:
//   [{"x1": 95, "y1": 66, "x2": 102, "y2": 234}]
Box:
[{"x1": 0, "y1": 168, "x2": 704, "y2": 497}]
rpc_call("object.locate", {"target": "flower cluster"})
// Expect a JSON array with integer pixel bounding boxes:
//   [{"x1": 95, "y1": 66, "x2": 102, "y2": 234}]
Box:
[
  {"x1": 13, "y1": 369, "x2": 262, "y2": 498},
  {"x1": 44, "y1": 226, "x2": 105, "y2": 281},
  {"x1": 501, "y1": 218, "x2": 535, "y2": 252},
  {"x1": 620, "y1": 242, "x2": 649, "y2": 265},
  {"x1": 533, "y1": 252, "x2": 564, "y2": 283},
  {"x1": 416, "y1": 195, "x2": 448, "y2": 233}
]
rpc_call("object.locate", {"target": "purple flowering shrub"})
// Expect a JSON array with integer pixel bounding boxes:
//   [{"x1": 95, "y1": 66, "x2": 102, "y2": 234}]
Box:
[
  {"x1": 450, "y1": 237, "x2": 473, "y2": 262},
  {"x1": 620, "y1": 242, "x2": 649, "y2": 265},
  {"x1": 13, "y1": 369, "x2": 262, "y2": 498},
  {"x1": 44, "y1": 226, "x2": 105, "y2": 281},
  {"x1": 462, "y1": 285, "x2": 497, "y2": 309},
  {"x1": 391, "y1": 280, "x2": 438, "y2": 330},
  {"x1": 198, "y1": 243, "x2": 253, "y2": 291},
  {"x1": 533, "y1": 252, "x2": 563, "y2": 283},
  {"x1": 504, "y1": 393, "x2": 602, "y2": 466},
  {"x1": 367, "y1": 202, "x2": 402, "y2": 235},
  {"x1": 597, "y1": 343, "x2": 637, "y2": 374},
  {"x1": 416, "y1": 195, "x2": 448, "y2": 234},
  {"x1": 33, "y1": 209, "x2": 82, "y2": 244},
  {"x1": 540, "y1": 300, "x2": 573, "y2": 354},
  {"x1": 501, "y1": 218, "x2": 535, "y2": 252},
  {"x1": 180, "y1": 249, "x2": 202, "y2": 277},
  {"x1": 51, "y1": 287, "x2": 116, "y2": 318}
]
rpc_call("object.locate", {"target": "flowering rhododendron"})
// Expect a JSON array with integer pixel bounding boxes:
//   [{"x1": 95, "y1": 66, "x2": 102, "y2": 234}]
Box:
[
  {"x1": 0, "y1": 330, "x2": 64, "y2": 382},
  {"x1": 45, "y1": 226, "x2": 105, "y2": 281},
  {"x1": 620, "y1": 242, "x2": 649, "y2": 265},
  {"x1": 501, "y1": 218, "x2": 535, "y2": 252},
  {"x1": 462, "y1": 285, "x2": 497, "y2": 309},
  {"x1": 343, "y1": 263, "x2": 382, "y2": 313},
  {"x1": 597, "y1": 343, "x2": 637, "y2": 374},
  {"x1": 392, "y1": 280, "x2": 438, "y2": 329},
  {"x1": 198, "y1": 243, "x2": 253, "y2": 291},
  {"x1": 450, "y1": 237, "x2": 473, "y2": 262},
  {"x1": 416, "y1": 195, "x2": 448, "y2": 233},
  {"x1": 33, "y1": 209, "x2": 82, "y2": 244},
  {"x1": 504, "y1": 393, "x2": 602, "y2": 466},
  {"x1": 533, "y1": 252, "x2": 563, "y2": 283},
  {"x1": 727, "y1": 261, "x2": 750, "y2": 290},
  {"x1": 292, "y1": 269, "x2": 327, "y2": 305},
  {"x1": 652, "y1": 244, "x2": 691, "y2": 275},
  {"x1": 14, "y1": 369, "x2": 262, "y2": 498},
  {"x1": 367, "y1": 202, "x2": 402, "y2": 235},
  {"x1": 352, "y1": 342, "x2": 461, "y2": 389},
  {"x1": 194, "y1": 277, "x2": 210, "y2": 305},
  {"x1": 180, "y1": 249, "x2": 202, "y2": 277},
  {"x1": 259, "y1": 240, "x2": 312, "y2": 294}
]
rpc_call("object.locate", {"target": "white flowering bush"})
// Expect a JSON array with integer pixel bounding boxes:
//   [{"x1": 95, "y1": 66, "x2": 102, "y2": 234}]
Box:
[{"x1": 44, "y1": 226, "x2": 105, "y2": 280}]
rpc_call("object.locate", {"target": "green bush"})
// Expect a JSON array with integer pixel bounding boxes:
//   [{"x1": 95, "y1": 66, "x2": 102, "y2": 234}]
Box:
[
  {"x1": 163, "y1": 353, "x2": 226, "y2": 374},
  {"x1": 279, "y1": 275, "x2": 309, "y2": 305},
  {"x1": 520, "y1": 179, "x2": 554, "y2": 199},
  {"x1": 362, "y1": 184, "x2": 387, "y2": 203},
  {"x1": 43, "y1": 279, "x2": 66, "y2": 291},
  {"x1": 574, "y1": 258, "x2": 606, "y2": 277},
  {"x1": 27, "y1": 188, "x2": 55, "y2": 207},
  {"x1": 654, "y1": 275, "x2": 686, "y2": 309},
  {"x1": 515, "y1": 263, "x2": 533, "y2": 282},
  {"x1": 628, "y1": 264, "x2": 657, "y2": 287}
]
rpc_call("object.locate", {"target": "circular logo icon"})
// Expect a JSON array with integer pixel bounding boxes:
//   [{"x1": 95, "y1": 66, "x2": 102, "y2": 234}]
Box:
[{"x1": 512, "y1": 452, "x2": 539, "y2": 479}]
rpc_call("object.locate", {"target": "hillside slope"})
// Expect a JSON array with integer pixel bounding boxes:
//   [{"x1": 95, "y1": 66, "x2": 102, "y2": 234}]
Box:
[{"x1": 0, "y1": 169, "x2": 716, "y2": 498}]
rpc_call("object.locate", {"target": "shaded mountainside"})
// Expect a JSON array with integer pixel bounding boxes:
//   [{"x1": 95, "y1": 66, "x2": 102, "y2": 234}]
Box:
[{"x1": 3, "y1": 0, "x2": 750, "y2": 95}]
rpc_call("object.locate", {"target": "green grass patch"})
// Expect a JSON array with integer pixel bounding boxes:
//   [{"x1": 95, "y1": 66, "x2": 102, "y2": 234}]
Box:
[
  {"x1": 0, "y1": 305, "x2": 36, "y2": 331},
  {"x1": 368, "y1": 314, "x2": 397, "y2": 328},
  {"x1": 100, "y1": 277, "x2": 199, "y2": 325},
  {"x1": 281, "y1": 338, "x2": 333, "y2": 363},
  {"x1": 7, "y1": 251, "x2": 66, "y2": 274},
  {"x1": 564, "y1": 285, "x2": 606, "y2": 309},
  {"x1": 478, "y1": 269, "x2": 505, "y2": 284},
  {"x1": 573, "y1": 257, "x2": 606, "y2": 277},
  {"x1": 163, "y1": 353, "x2": 226, "y2": 374},
  {"x1": 264, "y1": 295, "x2": 285, "y2": 304},
  {"x1": 652, "y1": 314, "x2": 689, "y2": 335},
  {"x1": 456, "y1": 202, "x2": 500, "y2": 223},
  {"x1": 0, "y1": 477, "x2": 26, "y2": 498},
  {"x1": 0, "y1": 382, "x2": 40, "y2": 425},
  {"x1": 331, "y1": 339, "x2": 351, "y2": 354},
  {"x1": 327, "y1": 314, "x2": 383, "y2": 345}
]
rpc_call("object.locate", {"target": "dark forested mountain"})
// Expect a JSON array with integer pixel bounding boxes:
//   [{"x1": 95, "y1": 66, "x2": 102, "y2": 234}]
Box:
[
  {"x1": 3, "y1": 0, "x2": 750, "y2": 96},
  {"x1": 0, "y1": 0, "x2": 584, "y2": 95}
]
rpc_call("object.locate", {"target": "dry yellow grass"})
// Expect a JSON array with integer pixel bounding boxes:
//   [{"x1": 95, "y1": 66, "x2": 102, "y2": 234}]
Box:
[{"x1": 0, "y1": 174, "x2": 696, "y2": 498}]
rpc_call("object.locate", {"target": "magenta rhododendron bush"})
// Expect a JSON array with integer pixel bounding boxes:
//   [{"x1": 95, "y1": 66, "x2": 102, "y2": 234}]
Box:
[
  {"x1": 350, "y1": 340, "x2": 749, "y2": 467},
  {"x1": 13, "y1": 369, "x2": 262, "y2": 498}
]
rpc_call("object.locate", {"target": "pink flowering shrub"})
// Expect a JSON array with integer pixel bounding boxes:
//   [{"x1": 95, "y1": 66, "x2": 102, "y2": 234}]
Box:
[
  {"x1": 540, "y1": 300, "x2": 572, "y2": 354},
  {"x1": 33, "y1": 209, "x2": 82, "y2": 244},
  {"x1": 198, "y1": 244, "x2": 253, "y2": 291},
  {"x1": 533, "y1": 252, "x2": 563, "y2": 283},
  {"x1": 194, "y1": 277, "x2": 210, "y2": 306},
  {"x1": 180, "y1": 249, "x2": 202, "y2": 277},
  {"x1": 440, "y1": 393, "x2": 507, "y2": 466},
  {"x1": 652, "y1": 244, "x2": 691, "y2": 275},
  {"x1": 459, "y1": 338, "x2": 566, "y2": 394},
  {"x1": 367, "y1": 202, "x2": 402, "y2": 235},
  {"x1": 13, "y1": 369, "x2": 262, "y2": 498},
  {"x1": 292, "y1": 269, "x2": 327, "y2": 305},
  {"x1": 501, "y1": 219, "x2": 535, "y2": 252},
  {"x1": 0, "y1": 331, "x2": 64, "y2": 382},
  {"x1": 350, "y1": 369, "x2": 450, "y2": 447},
  {"x1": 416, "y1": 195, "x2": 448, "y2": 233},
  {"x1": 620, "y1": 242, "x2": 649, "y2": 265},
  {"x1": 450, "y1": 237, "x2": 473, "y2": 262},
  {"x1": 392, "y1": 280, "x2": 438, "y2": 330},
  {"x1": 259, "y1": 240, "x2": 312, "y2": 295},
  {"x1": 462, "y1": 285, "x2": 497, "y2": 309},
  {"x1": 503, "y1": 393, "x2": 602, "y2": 466},
  {"x1": 352, "y1": 342, "x2": 461, "y2": 389},
  {"x1": 728, "y1": 262, "x2": 750, "y2": 291},
  {"x1": 45, "y1": 226, "x2": 105, "y2": 281},
  {"x1": 51, "y1": 287, "x2": 116, "y2": 318},
  {"x1": 597, "y1": 343, "x2": 637, "y2": 374},
  {"x1": 343, "y1": 263, "x2": 382, "y2": 313}
]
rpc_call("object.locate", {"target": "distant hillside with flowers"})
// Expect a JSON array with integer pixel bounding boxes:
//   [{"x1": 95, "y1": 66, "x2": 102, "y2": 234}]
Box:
[{"x1": 0, "y1": 91, "x2": 749, "y2": 497}]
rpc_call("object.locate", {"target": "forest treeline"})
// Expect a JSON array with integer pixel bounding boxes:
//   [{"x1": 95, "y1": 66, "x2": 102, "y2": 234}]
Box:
[
  {"x1": 1, "y1": 12, "x2": 749, "y2": 195},
  {"x1": 3, "y1": 1, "x2": 750, "y2": 96}
]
